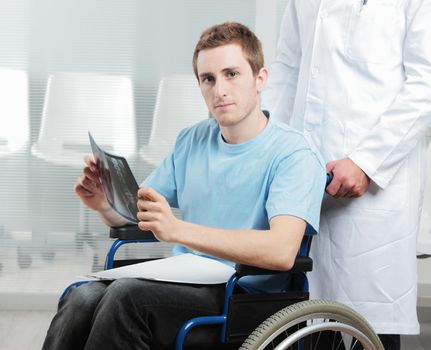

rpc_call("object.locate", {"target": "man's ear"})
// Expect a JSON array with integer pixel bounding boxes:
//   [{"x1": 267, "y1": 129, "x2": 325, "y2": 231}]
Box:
[{"x1": 256, "y1": 67, "x2": 269, "y2": 93}]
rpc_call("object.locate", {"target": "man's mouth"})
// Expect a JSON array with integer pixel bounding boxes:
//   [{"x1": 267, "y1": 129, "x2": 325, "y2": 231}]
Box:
[{"x1": 214, "y1": 102, "x2": 234, "y2": 109}]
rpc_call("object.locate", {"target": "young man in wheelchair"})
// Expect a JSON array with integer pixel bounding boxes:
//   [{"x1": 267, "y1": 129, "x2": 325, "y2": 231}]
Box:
[{"x1": 43, "y1": 22, "x2": 326, "y2": 350}]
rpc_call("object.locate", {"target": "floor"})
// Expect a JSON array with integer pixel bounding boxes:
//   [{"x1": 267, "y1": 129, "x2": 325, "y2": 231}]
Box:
[
  {"x1": 402, "y1": 322, "x2": 431, "y2": 350},
  {"x1": 0, "y1": 310, "x2": 55, "y2": 350}
]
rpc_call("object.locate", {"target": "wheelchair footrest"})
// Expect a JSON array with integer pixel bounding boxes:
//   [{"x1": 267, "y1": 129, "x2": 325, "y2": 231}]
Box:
[{"x1": 225, "y1": 291, "x2": 309, "y2": 343}]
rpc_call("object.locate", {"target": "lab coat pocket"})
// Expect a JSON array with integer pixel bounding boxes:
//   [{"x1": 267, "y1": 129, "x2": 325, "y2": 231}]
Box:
[{"x1": 345, "y1": 1, "x2": 404, "y2": 64}]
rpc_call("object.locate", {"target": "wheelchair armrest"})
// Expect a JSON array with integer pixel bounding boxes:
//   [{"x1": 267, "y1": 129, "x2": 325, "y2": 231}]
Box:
[
  {"x1": 234, "y1": 256, "x2": 313, "y2": 276},
  {"x1": 109, "y1": 225, "x2": 157, "y2": 240}
]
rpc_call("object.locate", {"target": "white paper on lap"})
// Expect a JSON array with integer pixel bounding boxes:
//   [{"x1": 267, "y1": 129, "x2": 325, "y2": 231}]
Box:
[{"x1": 82, "y1": 253, "x2": 235, "y2": 284}]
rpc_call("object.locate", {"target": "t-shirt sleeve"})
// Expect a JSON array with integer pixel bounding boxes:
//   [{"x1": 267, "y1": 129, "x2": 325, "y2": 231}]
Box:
[
  {"x1": 141, "y1": 151, "x2": 179, "y2": 208},
  {"x1": 140, "y1": 125, "x2": 196, "y2": 208},
  {"x1": 266, "y1": 149, "x2": 326, "y2": 234}
]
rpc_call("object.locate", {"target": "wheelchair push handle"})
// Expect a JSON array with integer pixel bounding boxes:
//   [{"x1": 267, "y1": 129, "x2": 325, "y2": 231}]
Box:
[{"x1": 326, "y1": 172, "x2": 332, "y2": 186}]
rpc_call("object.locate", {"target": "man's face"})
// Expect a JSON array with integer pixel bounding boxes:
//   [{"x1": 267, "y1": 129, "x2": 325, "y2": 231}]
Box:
[{"x1": 196, "y1": 44, "x2": 265, "y2": 128}]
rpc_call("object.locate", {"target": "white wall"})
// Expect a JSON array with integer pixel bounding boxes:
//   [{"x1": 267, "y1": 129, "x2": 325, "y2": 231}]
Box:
[{"x1": 0, "y1": 0, "x2": 286, "y2": 309}]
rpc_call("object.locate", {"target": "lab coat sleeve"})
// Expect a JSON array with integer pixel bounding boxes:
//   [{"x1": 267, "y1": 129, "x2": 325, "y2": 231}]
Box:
[
  {"x1": 261, "y1": 0, "x2": 301, "y2": 124},
  {"x1": 349, "y1": 0, "x2": 431, "y2": 189}
]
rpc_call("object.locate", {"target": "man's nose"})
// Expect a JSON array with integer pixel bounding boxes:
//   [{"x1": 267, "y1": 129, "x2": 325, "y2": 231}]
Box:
[{"x1": 213, "y1": 79, "x2": 227, "y2": 98}]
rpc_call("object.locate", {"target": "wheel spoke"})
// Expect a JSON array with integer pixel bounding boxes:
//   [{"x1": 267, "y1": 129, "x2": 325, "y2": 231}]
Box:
[
  {"x1": 351, "y1": 338, "x2": 360, "y2": 350},
  {"x1": 312, "y1": 331, "x2": 322, "y2": 350},
  {"x1": 331, "y1": 328, "x2": 337, "y2": 350},
  {"x1": 335, "y1": 332, "x2": 344, "y2": 350}
]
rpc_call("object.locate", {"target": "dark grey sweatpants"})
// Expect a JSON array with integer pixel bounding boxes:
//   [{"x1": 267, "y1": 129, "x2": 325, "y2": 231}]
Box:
[{"x1": 42, "y1": 278, "x2": 228, "y2": 350}]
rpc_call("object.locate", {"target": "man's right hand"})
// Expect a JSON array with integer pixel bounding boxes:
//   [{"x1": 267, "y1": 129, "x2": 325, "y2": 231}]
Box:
[
  {"x1": 74, "y1": 155, "x2": 110, "y2": 212},
  {"x1": 325, "y1": 157, "x2": 370, "y2": 198}
]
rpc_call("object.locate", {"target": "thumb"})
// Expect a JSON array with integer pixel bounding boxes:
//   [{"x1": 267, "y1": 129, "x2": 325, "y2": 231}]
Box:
[
  {"x1": 138, "y1": 187, "x2": 167, "y2": 203},
  {"x1": 326, "y1": 161, "x2": 335, "y2": 174}
]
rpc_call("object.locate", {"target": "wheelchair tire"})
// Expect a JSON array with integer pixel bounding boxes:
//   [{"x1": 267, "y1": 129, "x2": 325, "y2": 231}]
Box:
[{"x1": 239, "y1": 299, "x2": 384, "y2": 350}]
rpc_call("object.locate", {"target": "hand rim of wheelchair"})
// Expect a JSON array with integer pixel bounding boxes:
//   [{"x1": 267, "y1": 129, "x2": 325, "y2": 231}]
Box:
[
  {"x1": 239, "y1": 299, "x2": 384, "y2": 350},
  {"x1": 274, "y1": 322, "x2": 375, "y2": 350}
]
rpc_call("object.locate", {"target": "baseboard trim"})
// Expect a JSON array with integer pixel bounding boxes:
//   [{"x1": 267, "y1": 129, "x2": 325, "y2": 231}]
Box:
[
  {"x1": 0, "y1": 292, "x2": 58, "y2": 311},
  {"x1": 418, "y1": 306, "x2": 431, "y2": 323},
  {"x1": 418, "y1": 282, "x2": 431, "y2": 308}
]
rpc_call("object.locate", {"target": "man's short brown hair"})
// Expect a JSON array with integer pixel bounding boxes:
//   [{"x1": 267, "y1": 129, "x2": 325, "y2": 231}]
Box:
[{"x1": 192, "y1": 22, "x2": 264, "y2": 79}]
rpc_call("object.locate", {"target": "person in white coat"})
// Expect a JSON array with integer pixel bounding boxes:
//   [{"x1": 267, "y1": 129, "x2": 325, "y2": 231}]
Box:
[{"x1": 261, "y1": 1, "x2": 431, "y2": 349}]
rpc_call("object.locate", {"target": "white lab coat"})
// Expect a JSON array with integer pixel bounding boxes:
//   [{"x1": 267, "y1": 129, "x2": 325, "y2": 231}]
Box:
[{"x1": 262, "y1": 0, "x2": 431, "y2": 334}]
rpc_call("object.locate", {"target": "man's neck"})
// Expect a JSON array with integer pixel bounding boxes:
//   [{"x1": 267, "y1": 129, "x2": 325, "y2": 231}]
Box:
[{"x1": 220, "y1": 107, "x2": 268, "y2": 144}]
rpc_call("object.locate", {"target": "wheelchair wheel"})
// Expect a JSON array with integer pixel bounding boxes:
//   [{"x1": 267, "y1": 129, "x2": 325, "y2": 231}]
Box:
[{"x1": 239, "y1": 300, "x2": 384, "y2": 350}]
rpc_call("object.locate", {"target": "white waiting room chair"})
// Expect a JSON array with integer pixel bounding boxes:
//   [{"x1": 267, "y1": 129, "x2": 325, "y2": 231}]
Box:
[
  {"x1": 0, "y1": 69, "x2": 29, "y2": 155},
  {"x1": 0, "y1": 69, "x2": 29, "y2": 235},
  {"x1": 139, "y1": 74, "x2": 208, "y2": 167},
  {"x1": 32, "y1": 72, "x2": 136, "y2": 167},
  {"x1": 23, "y1": 72, "x2": 137, "y2": 269}
]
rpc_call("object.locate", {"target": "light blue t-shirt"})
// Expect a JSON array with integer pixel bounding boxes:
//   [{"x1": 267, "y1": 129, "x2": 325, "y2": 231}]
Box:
[{"x1": 143, "y1": 114, "x2": 326, "y2": 292}]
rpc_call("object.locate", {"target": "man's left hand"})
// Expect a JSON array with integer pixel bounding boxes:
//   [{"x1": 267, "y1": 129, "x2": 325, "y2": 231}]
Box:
[
  {"x1": 136, "y1": 187, "x2": 182, "y2": 242},
  {"x1": 326, "y1": 158, "x2": 370, "y2": 198}
]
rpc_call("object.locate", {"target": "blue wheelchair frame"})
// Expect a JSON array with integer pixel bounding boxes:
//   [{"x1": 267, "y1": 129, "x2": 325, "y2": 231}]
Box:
[{"x1": 61, "y1": 225, "x2": 315, "y2": 349}]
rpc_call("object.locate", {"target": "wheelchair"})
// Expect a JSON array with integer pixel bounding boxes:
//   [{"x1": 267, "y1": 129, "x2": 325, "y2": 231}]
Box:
[{"x1": 61, "y1": 221, "x2": 383, "y2": 350}]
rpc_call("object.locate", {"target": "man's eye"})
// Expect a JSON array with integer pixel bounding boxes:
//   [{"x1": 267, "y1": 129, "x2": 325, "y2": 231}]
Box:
[
  {"x1": 227, "y1": 71, "x2": 238, "y2": 78},
  {"x1": 202, "y1": 76, "x2": 214, "y2": 83}
]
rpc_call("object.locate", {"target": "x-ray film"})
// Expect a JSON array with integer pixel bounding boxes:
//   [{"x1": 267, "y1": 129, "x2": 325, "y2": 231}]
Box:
[{"x1": 89, "y1": 132, "x2": 139, "y2": 223}]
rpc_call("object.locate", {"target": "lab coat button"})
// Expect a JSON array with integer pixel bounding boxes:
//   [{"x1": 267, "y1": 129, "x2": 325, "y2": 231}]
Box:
[
  {"x1": 319, "y1": 11, "x2": 328, "y2": 19},
  {"x1": 311, "y1": 67, "x2": 319, "y2": 77},
  {"x1": 305, "y1": 124, "x2": 314, "y2": 131}
]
